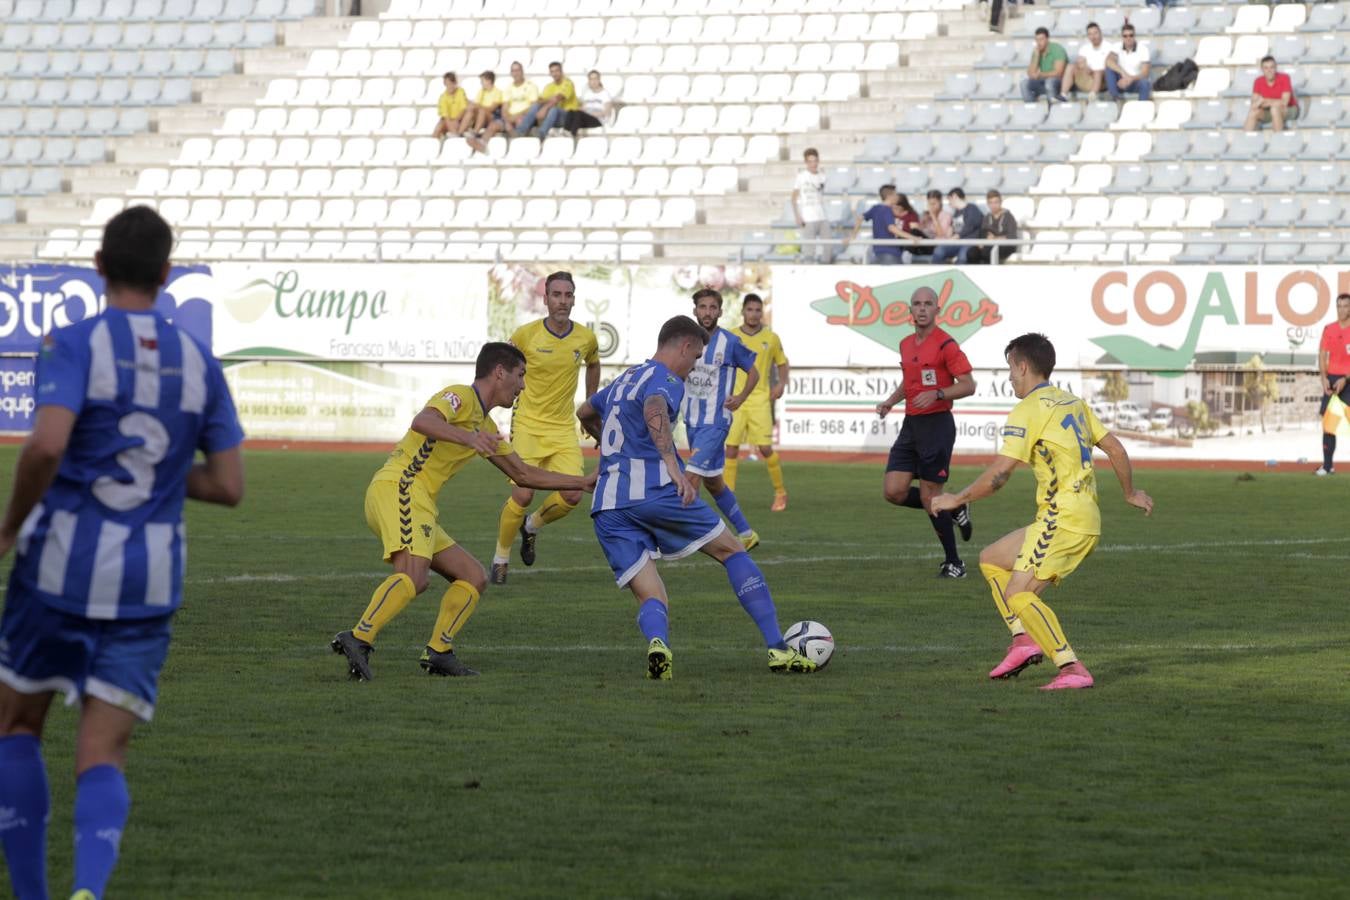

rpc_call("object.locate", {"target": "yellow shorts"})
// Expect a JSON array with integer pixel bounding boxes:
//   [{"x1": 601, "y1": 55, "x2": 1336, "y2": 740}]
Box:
[
  {"x1": 1014, "y1": 520, "x2": 1098, "y2": 585},
  {"x1": 728, "y1": 397, "x2": 773, "y2": 446},
  {"x1": 365, "y1": 479, "x2": 455, "y2": 563},
  {"x1": 509, "y1": 427, "x2": 583, "y2": 479}
]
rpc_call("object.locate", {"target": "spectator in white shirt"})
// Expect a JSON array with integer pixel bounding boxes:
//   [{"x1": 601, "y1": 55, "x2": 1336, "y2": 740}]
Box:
[
  {"x1": 792, "y1": 148, "x2": 832, "y2": 264},
  {"x1": 1106, "y1": 25, "x2": 1152, "y2": 101},
  {"x1": 1064, "y1": 22, "x2": 1113, "y2": 100},
  {"x1": 564, "y1": 69, "x2": 613, "y2": 136}
]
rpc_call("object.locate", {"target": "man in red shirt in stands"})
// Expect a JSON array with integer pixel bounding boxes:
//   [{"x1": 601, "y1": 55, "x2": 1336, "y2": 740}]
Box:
[
  {"x1": 875, "y1": 287, "x2": 978, "y2": 577},
  {"x1": 1244, "y1": 55, "x2": 1298, "y2": 133},
  {"x1": 1316, "y1": 292, "x2": 1350, "y2": 475}
]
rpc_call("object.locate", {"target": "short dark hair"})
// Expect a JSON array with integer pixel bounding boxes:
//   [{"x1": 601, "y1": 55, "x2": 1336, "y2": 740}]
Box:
[
  {"x1": 878, "y1": 183, "x2": 897, "y2": 200},
  {"x1": 476, "y1": 341, "x2": 526, "y2": 378},
  {"x1": 692, "y1": 287, "x2": 723, "y2": 308},
  {"x1": 947, "y1": 187, "x2": 966, "y2": 200},
  {"x1": 443, "y1": 71, "x2": 456, "y2": 81},
  {"x1": 987, "y1": 189, "x2": 1002, "y2": 199},
  {"x1": 926, "y1": 189, "x2": 942, "y2": 202},
  {"x1": 1337, "y1": 293, "x2": 1350, "y2": 303},
  {"x1": 99, "y1": 205, "x2": 172, "y2": 293},
  {"x1": 1035, "y1": 27, "x2": 1050, "y2": 37},
  {"x1": 743, "y1": 293, "x2": 763, "y2": 308},
  {"x1": 804, "y1": 148, "x2": 819, "y2": 160},
  {"x1": 545, "y1": 270, "x2": 574, "y2": 293},
  {"x1": 1005, "y1": 333, "x2": 1056, "y2": 379},
  {"x1": 510, "y1": 60, "x2": 524, "y2": 70},
  {"x1": 1261, "y1": 55, "x2": 1276, "y2": 65},
  {"x1": 587, "y1": 69, "x2": 600, "y2": 78},
  {"x1": 658, "y1": 315, "x2": 708, "y2": 348},
  {"x1": 480, "y1": 70, "x2": 495, "y2": 83},
  {"x1": 549, "y1": 61, "x2": 562, "y2": 70},
  {"x1": 1086, "y1": 21, "x2": 1100, "y2": 31}
]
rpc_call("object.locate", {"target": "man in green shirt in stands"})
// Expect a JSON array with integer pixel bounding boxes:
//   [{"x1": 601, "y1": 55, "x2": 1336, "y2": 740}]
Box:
[{"x1": 1021, "y1": 27, "x2": 1068, "y2": 103}]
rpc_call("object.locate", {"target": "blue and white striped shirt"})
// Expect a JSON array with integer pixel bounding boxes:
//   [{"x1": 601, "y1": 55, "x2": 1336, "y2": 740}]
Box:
[
  {"x1": 9, "y1": 308, "x2": 244, "y2": 620},
  {"x1": 680, "y1": 327, "x2": 757, "y2": 429},
  {"x1": 589, "y1": 360, "x2": 686, "y2": 513}
]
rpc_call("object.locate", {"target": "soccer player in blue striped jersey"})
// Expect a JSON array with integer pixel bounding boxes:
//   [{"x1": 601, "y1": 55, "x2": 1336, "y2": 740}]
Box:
[
  {"x1": 0, "y1": 207, "x2": 245, "y2": 900},
  {"x1": 576, "y1": 315, "x2": 814, "y2": 679},
  {"x1": 681, "y1": 288, "x2": 762, "y2": 551}
]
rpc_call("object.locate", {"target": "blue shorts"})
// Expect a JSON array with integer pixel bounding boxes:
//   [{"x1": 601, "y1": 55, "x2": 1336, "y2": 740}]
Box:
[
  {"x1": 686, "y1": 424, "x2": 730, "y2": 477},
  {"x1": 0, "y1": 592, "x2": 172, "y2": 722},
  {"x1": 592, "y1": 494, "x2": 727, "y2": 587}
]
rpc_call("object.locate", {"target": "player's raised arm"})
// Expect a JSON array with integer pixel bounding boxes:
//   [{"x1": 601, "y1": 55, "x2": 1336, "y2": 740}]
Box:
[
  {"x1": 0, "y1": 406, "x2": 77, "y2": 557},
  {"x1": 411, "y1": 406, "x2": 499, "y2": 456},
  {"x1": 1094, "y1": 432, "x2": 1153, "y2": 515},
  {"x1": 645, "y1": 393, "x2": 696, "y2": 506},
  {"x1": 930, "y1": 455, "x2": 1021, "y2": 514},
  {"x1": 489, "y1": 452, "x2": 597, "y2": 493}
]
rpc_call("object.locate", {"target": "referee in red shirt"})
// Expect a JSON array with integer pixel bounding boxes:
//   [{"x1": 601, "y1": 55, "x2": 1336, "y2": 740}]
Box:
[
  {"x1": 1316, "y1": 292, "x2": 1350, "y2": 475},
  {"x1": 875, "y1": 287, "x2": 978, "y2": 577}
]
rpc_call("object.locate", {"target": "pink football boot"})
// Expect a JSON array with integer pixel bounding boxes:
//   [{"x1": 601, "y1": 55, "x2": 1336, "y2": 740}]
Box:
[
  {"x1": 988, "y1": 637, "x2": 1044, "y2": 680},
  {"x1": 1040, "y1": 663, "x2": 1095, "y2": 691}
]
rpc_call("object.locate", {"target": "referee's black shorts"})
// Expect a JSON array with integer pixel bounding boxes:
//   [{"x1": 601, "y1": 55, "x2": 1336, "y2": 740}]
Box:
[
  {"x1": 886, "y1": 411, "x2": 956, "y2": 483},
  {"x1": 1319, "y1": 373, "x2": 1350, "y2": 415}
]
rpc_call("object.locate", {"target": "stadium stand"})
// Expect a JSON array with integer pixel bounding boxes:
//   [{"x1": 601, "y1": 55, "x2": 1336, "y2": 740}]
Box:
[{"x1": 0, "y1": 0, "x2": 1347, "y2": 263}]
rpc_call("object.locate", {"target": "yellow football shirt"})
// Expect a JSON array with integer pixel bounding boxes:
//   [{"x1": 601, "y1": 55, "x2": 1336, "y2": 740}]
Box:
[
  {"x1": 503, "y1": 80, "x2": 539, "y2": 116},
  {"x1": 731, "y1": 326, "x2": 787, "y2": 398},
  {"x1": 476, "y1": 87, "x2": 504, "y2": 110},
  {"x1": 998, "y1": 384, "x2": 1109, "y2": 535},
  {"x1": 372, "y1": 384, "x2": 513, "y2": 498},
  {"x1": 438, "y1": 87, "x2": 468, "y2": 120},
  {"x1": 510, "y1": 319, "x2": 600, "y2": 433},
  {"x1": 540, "y1": 78, "x2": 580, "y2": 111}
]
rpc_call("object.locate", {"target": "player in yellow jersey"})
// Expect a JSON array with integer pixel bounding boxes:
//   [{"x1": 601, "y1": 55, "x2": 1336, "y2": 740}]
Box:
[
  {"x1": 932, "y1": 333, "x2": 1153, "y2": 691},
  {"x1": 491, "y1": 271, "x2": 601, "y2": 584},
  {"x1": 331, "y1": 343, "x2": 596, "y2": 681},
  {"x1": 724, "y1": 293, "x2": 791, "y2": 511}
]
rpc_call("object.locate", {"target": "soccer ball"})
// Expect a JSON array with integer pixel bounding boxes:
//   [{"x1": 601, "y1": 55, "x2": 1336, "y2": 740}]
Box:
[{"x1": 783, "y1": 621, "x2": 834, "y2": 669}]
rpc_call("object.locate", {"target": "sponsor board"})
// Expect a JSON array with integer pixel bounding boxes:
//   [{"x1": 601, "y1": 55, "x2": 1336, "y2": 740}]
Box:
[{"x1": 774, "y1": 265, "x2": 1345, "y2": 372}]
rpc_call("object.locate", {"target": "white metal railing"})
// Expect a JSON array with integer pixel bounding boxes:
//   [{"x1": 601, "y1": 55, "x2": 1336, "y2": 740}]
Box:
[{"x1": 0, "y1": 235, "x2": 1329, "y2": 266}]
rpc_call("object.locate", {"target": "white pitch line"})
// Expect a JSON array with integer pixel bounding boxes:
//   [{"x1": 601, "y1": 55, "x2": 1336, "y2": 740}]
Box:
[{"x1": 192, "y1": 536, "x2": 1350, "y2": 586}]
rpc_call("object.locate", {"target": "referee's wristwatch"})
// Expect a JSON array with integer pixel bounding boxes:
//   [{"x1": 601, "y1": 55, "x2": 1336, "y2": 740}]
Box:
[{"x1": 936, "y1": 388, "x2": 945, "y2": 400}]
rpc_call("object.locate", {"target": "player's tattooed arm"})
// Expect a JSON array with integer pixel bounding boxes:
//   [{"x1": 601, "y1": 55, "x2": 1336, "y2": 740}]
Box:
[
  {"x1": 990, "y1": 468, "x2": 1011, "y2": 492},
  {"x1": 644, "y1": 394, "x2": 677, "y2": 457}
]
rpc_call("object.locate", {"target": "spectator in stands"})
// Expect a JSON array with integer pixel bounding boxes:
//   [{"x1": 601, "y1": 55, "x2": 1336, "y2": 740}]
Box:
[
  {"x1": 1105, "y1": 25, "x2": 1151, "y2": 102},
  {"x1": 981, "y1": 190, "x2": 1020, "y2": 264},
  {"x1": 524, "y1": 62, "x2": 580, "y2": 138},
  {"x1": 1244, "y1": 55, "x2": 1299, "y2": 132},
  {"x1": 848, "y1": 184, "x2": 906, "y2": 265},
  {"x1": 792, "y1": 149, "x2": 831, "y2": 264},
  {"x1": 893, "y1": 193, "x2": 923, "y2": 262},
  {"x1": 1021, "y1": 27, "x2": 1068, "y2": 104},
  {"x1": 565, "y1": 69, "x2": 613, "y2": 136},
  {"x1": 1064, "y1": 23, "x2": 1113, "y2": 101},
  {"x1": 464, "y1": 70, "x2": 504, "y2": 153},
  {"x1": 913, "y1": 190, "x2": 952, "y2": 262},
  {"x1": 499, "y1": 61, "x2": 540, "y2": 135},
  {"x1": 432, "y1": 72, "x2": 469, "y2": 139},
  {"x1": 932, "y1": 188, "x2": 984, "y2": 265}
]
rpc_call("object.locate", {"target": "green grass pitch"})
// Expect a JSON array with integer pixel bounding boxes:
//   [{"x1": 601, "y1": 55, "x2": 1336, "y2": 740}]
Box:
[{"x1": 5, "y1": 448, "x2": 1349, "y2": 898}]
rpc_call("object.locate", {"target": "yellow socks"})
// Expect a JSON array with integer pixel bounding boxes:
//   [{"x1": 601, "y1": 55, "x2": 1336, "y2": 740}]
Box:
[
  {"x1": 980, "y1": 563, "x2": 1026, "y2": 637},
  {"x1": 724, "y1": 455, "x2": 739, "y2": 491},
  {"x1": 353, "y1": 573, "x2": 417, "y2": 644},
  {"x1": 494, "y1": 497, "x2": 527, "y2": 563},
  {"x1": 528, "y1": 492, "x2": 576, "y2": 530},
  {"x1": 764, "y1": 452, "x2": 785, "y2": 494},
  {"x1": 1005, "y1": 591, "x2": 1077, "y2": 666},
  {"x1": 428, "y1": 581, "x2": 480, "y2": 653}
]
